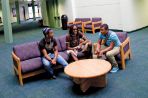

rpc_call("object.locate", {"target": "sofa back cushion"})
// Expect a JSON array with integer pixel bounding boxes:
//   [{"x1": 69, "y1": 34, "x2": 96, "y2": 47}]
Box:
[
  {"x1": 13, "y1": 42, "x2": 41, "y2": 61},
  {"x1": 55, "y1": 38, "x2": 62, "y2": 52},
  {"x1": 58, "y1": 35, "x2": 67, "y2": 51}
]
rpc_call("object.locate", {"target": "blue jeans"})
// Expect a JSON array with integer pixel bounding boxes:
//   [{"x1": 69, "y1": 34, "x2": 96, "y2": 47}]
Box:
[{"x1": 42, "y1": 53, "x2": 68, "y2": 75}]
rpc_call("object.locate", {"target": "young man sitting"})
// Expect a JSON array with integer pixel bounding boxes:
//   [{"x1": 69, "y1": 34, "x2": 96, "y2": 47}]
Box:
[{"x1": 95, "y1": 24, "x2": 121, "y2": 73}]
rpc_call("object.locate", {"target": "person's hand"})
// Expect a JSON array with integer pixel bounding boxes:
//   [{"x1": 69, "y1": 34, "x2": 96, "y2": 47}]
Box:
[
  {"x1": 98, "y1": 51, "x2": 103, "y2": 57},
  {"x1": 51, "y1": 59, "x2": 56, "y2": 65},
  {"x1": 95, "y1": 49, "x2": 100, "y2": 55}
]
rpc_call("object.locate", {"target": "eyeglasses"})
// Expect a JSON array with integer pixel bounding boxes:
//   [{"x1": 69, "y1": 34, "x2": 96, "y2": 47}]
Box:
[{"x1": 73, "y1": 28, "x2": 77, "y2": 30}]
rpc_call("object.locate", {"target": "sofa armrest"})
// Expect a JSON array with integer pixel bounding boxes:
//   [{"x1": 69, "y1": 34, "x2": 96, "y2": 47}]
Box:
[{"x1": 12, "y1": 52, "x2": 21, "y2": 74}]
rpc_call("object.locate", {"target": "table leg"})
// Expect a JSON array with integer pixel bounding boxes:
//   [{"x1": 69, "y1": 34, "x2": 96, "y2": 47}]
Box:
[{"x1": 73, "y1": 74, "x2": 107, "y2": 92}]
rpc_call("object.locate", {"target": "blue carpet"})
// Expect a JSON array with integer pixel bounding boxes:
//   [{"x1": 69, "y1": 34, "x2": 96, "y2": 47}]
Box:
[{"x1": 0, "y1": 22, "x2": 148, "y2": 98}]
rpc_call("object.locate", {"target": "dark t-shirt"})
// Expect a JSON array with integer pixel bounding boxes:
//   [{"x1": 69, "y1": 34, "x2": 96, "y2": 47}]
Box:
[
  {"x1": 39, "y1": 38, "x2": 57, "y2": 56},
  {"x1": 66, "y1": 32, "x2": 86, "y2": 48}
]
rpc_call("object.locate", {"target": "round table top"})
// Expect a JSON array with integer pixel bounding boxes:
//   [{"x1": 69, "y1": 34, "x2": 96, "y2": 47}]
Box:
[{"x1": 64, "y1": 59, "x2": 111, "y2": 78}]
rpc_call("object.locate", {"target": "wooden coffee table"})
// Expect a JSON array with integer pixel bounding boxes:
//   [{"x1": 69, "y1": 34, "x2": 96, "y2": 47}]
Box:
[{"x1": 64, "y1": 59, "x2": 111, "y2": 92}]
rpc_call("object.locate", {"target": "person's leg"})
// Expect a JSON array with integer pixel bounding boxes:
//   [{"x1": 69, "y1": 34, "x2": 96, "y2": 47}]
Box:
[
  {"x1": 42, "y1": 53, "x2": 56, "y2": 78},
  {"x1": 56, "y1": 55, "x2": 68, "y2": 67},
  {"x1": 42, "y1": 57, "x2": 54, "y2": 76},
  {"x1": 82, "y1": 43, "x2": 89, "y2": 52},
  {"x1": 106, "y1": 47, "x2": 120, "y2": 73},
  {"x1": 70, "y1": 52, "x2": 78, "y2": 61},
  {"x1": 96, "y1": 45, "x2": 107, "y2": 58},
  {"x1": 67, "y1": 50, "x2": 78, "y2": 61}
]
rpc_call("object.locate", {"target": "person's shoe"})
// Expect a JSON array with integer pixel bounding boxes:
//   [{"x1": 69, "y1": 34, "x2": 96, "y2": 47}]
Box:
[
  {"x1": 110, "y1": 66, "x2": 119, "y2": 73},
  {"x1": 51, "y1": 75, "x2": 56, "y2": 79}
]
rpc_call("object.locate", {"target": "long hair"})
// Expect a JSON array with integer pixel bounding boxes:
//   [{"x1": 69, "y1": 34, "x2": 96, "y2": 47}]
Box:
[{"x1": 69, "y1": 24, "x2": 79, "y2": 36}]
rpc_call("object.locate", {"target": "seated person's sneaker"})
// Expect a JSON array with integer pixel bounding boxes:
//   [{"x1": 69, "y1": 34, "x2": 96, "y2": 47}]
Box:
[
  {"x1": 51, "y1": 75, "x2": 56, "y2": 79},
  {"x1": 110, "y1": 66, "x2": 119, "y2": 73}
]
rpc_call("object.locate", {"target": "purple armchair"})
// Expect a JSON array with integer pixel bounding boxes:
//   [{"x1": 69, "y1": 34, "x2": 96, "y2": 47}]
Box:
[
  {"x1": 67, "y1": 18, "x2": 91, "y2": 33},
  {"x1": 93, "y1": 32, "x2": 132, "y2": 69},
  {"x1": 84, "y1": 17, "x2": 102, "y2": 34}
]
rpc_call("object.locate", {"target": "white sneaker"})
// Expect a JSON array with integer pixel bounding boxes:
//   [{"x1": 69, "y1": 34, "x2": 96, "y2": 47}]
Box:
[{"x1": 110, "y1": 66, "x2": 119, "y2": 73}]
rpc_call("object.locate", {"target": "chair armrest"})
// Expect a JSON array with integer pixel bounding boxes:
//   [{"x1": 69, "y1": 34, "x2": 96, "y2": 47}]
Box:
[
  {"x1": 74, "y1": 21, "x2": 82, "y2": 24},
  {"x1": 67, "y1": 21, "x2": 74, "y2": 24},
  {"x1": 120, "y1": 37, "x2": 130, "y2": 49},
  {"x1": 120, "y1": 37, "x2": 131, "y2": 58},
  {"x1": 11, "y1": 52, "x2": 21, "y2": 70},
  {"x1": 92, "y1": 21, "x2": 102, "y2": 25},
  {"x1": 83, "y1": 21, "x2": 92, "y2": 27}
]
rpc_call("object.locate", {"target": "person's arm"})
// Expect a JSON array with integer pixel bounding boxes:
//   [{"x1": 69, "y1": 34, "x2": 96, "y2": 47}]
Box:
[
  {"x1": 95, "y1": 39, "x2": 102, "y2": 54},
  {"x1": 66, "y1": 35, "x2": 75, "y2": 50},
  {"x1": 42, "y1": 49, "x2": 52, "y2": 61},
  {"x1": 79, "y1": 32, "x2": 88, "y2": 45},
  {"x1": 53, "y1": 45, "x2": 58, "y2": 61},
  {"x1": 100, "y1": 41, "x2": 114, "y2": 55}
]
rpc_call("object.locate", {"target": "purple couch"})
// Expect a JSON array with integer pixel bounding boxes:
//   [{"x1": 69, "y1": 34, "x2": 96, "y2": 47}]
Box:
[{"x1": 12, "y1": 35, "x2": 91, "y2": 86}]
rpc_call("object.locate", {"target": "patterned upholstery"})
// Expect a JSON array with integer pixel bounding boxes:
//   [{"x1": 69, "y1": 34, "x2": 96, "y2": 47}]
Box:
[
  {"x1": 58, "y1": 35, "x2": 67, "y2": 51},
  {"x1": 116, "y1": 32, "x2": 127, "y2": 43},
  {"x1": 59, "y1": 51, "x2": 69, "y2": 61},
  {"x1": 13, "y1": 42, "x2": 41, "y2": 61},
  {"x1": 55, "y1": 38, "x2": 63, "y2": 52},
  {"x1": 21, "y1": 57, "x2": 43, "y2": 73},
  {"x1": 92, "y1": 17, "x2": 102, "y2": 22}
]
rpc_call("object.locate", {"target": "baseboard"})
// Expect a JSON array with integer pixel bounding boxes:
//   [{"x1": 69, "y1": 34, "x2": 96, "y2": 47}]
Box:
[
  {"x1": 128, "y1": 26, "x2": 148, "y2": 33},
  {"x1": 109, "y1": 29, "x2": 123, "y2": 32}
]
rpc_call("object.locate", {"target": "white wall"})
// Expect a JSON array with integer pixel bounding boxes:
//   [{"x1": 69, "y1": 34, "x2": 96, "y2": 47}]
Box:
[
  {"x1": 120, "y1": 0, "x2": 148, "y2": 31},
  {"x1": 59, "y1": 0, "x2": 148, "y2": 32},
  {"x1": 58, "y1": 0, "x2": 75, "y2": 22},
  {"x1": 72, "y1": 0, "x2": 123, "y2": 30}
]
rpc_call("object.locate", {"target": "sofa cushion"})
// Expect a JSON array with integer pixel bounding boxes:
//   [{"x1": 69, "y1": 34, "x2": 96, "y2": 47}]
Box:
[
  {"x1": 13, "y1": 42, "x2": 41, "y2": 61},
  {"x1": 21, "y1": 57, "x2": 43, "y2": 73},
  {"x1": 55, "y1": 38, "x2": 62, "y2": 52},
  {"x1": 58, "y1": 51, "x2": 69, "y2": 61},
  {"x1": 58, "y1": 35, "x2": 67, "y2": 51}
]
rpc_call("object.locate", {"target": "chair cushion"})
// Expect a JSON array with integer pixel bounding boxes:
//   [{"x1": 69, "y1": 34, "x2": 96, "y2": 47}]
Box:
[
  {"x1": 58, "y1": 51, "x2": 69, "y2": 61},
  {"x1": 92, "y1": 17, "x2": 102, "y2": 22},
  {"x1": 85, "y1": 25, "x2": 92, "y2": 29},
  {"x1": 55, "y1": 38, "x2": 62, "y2": 52},
  {"x1": 21, "y1": 57, "x2": 43, "y2": 73},
  {"x1": 13, "y1": 42, "x2": 41, "y2": 61},
  {"x1": 81, "y1": 18, "x2": 91, "y2": 22},
  {"x1": 58, "y1": 35, "x2": 67, "y2": 51},
  {"x1": 116, "y1": 32, "x2": 127, "y2": 43}
]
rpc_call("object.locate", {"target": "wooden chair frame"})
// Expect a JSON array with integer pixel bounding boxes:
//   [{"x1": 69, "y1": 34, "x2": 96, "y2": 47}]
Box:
[
  {"x1": 11, "y1": 52, "x2": 46, "y2": 86},
  {"x1": 84, "y1": 21, "x2": 102, "y2": 34}
]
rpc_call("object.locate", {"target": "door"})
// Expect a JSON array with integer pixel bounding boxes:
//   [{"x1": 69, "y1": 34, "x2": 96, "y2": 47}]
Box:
[{"x1": 46, "y1": 0, "x2": 60, "y2": 28}]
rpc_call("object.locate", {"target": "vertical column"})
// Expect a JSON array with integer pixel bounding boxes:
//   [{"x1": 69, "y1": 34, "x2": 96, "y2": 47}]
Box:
[
  {"x1": 32, "y1": 0, "x2": 36, "y2": 20},
  {"x1": 1, "y1": 0, "x2": 13, "y2": 43},
  {"x1": 15, "y1": 0, "x2": 21, "y2": 24},
  {"x1": 40, "y1": 0, "x2": 49, "y2": 26}
]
